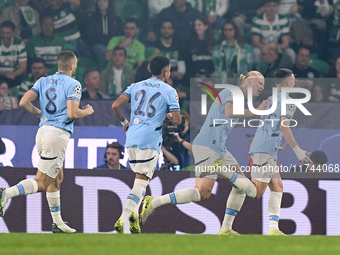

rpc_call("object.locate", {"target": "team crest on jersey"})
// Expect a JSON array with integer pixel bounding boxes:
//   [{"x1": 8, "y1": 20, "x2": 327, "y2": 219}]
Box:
[
  {"x1": 134, "y1": 118, "x2": 139, "y2": 124},
  {"x1": 288, "y1": 104, "x2": 296, "y2": 111},
  {"x1": 74, "y1": 85, "x2": 82, "y2": 94}
]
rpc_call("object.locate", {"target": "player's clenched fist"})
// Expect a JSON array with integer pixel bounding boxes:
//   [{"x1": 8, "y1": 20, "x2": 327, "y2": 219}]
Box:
[{"x1": 84, "y1": 104, "x2": 94, "y2": 115}]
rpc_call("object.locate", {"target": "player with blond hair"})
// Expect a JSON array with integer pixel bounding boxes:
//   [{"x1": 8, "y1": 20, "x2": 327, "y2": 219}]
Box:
[{"x1": 142, "y1": 71, "x2": 269, "y2": 235}]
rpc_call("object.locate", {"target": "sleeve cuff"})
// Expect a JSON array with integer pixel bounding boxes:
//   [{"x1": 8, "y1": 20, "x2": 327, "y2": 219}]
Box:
[{"x1": 168, "y1": 108, "x2": 180, "y2": 113}]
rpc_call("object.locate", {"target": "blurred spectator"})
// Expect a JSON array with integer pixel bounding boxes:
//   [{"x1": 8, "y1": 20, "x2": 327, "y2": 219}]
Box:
[
  {"x1": 196, "y1": 0, "x2": 228, "y2": 29},
  {"x1": 95, "y1": 142, "x2": 129, "y2": 169},
  {"x1": 251, "y1": 0, "x2": 295, "y2": 64},
  {"x1": 0, "y1": 1, "x2": 16, "y2": 16},
  {"x1": 26, "y1": 15, "x2": 68, "y2": 71},
  {"x1": 310, "y1": 0, "x2": 331, "y2": 30},
  {"x1": 161, "y1": 110, "x2": 191, "y2": 170},
  {"x1": 0, "y1": 21, "x2": 27, "y2": 88},
  {"x1": 0, "y1": 0, "x2": 40, "y2": 43},
  {"x1": 278, "y1": 0, "x2": 301, "y2": 24},
  {"x1": 185, "y1": 15, "x2": 215, "y2": 78},
  {"x1": 173, "y1": 110, "x2": 191, "y2": 168},
  {"x1": 292, "y1": 46, "x2": 319, "y2": 94},
  {"x1": 82, "y1": 70, "x2": 109, "y2": 100},
  {"x1": 83, "y1": 0, "x2": 124, "y2": 67},
  {"x1": 151, "y1": 20, "x2": 185, "y2": 83},
  {"x1": 148, "y1": 0, "x2": 201, "y2": 43},
  {"x1": 106, "y1": 18, "x2": 145, "y2": 70},
  {"x1": 309, "y1": 150, "x2": 328, "y2": 172},
  {"x1": 29, "y1": 0, "x2": 50, "y2": 13},
  {"x1": 0, "y1": 79, "x2": 19, "y2": 110},
  {"x1": 100, "y1": 46, "x2": 134, "y2": 99},
  {"x1": 329, "y1": 0, "x2": 340, "y2": 58},
  {"x1": 77, "y1": 0, "x2": 98, "y2": 18},
  {"x1": 255, "y1": 43, "x2": 293, "y2": 99},
  {"x1": 10, "y1": 58, "x2": 47, "y2": 99},
  {"x1": 227, "y1": 0, "x2": 266, "y2": 37},
  {"x1": 148, "y1": 0, "x2": 197, "y2": 18},
  {"x1": 112, "y1": 0, "x2": 148, "y2": 24},
  {"x1": 213, "y1": 20, "x2": 253, "y2": 83},
  {"x1": 327, "y1": 56, "x2": 340, "y2": 101},
  {"x1": 167, "y1": 77, "x2": 187, "y2": 103},
  {"x1": 293, "y1": 46, "x2": 319, "y2": 79},
  {"x1": 0, "y1": 137, "x2": 5, "y2": 154},
  {"x1": 44, "y1": 0, "x2": 81, "y2": 48},
  {"x1": 311, "y1": 83, "x2": 329, "y2": 102}
]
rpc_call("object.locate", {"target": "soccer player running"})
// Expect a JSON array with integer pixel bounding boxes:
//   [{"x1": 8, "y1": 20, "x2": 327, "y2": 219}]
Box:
[
  {"x1": 0, "y1": 50, "x2": 94, "y2": 233},
  {"x1": 249, "y1": 68, "x2": 312, "y2": 235},
  {"x1": 112, "y1": 56, "x2": 181, "y2": 234},
  {"x1": 142, "y1": 71, "x2": 270, "y2": 235}
]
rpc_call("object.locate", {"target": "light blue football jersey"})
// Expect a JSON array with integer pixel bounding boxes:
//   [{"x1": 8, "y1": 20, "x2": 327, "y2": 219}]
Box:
[
  {"x1": 31, "y1": 72, "x2": 82, "y2": 134},
  {"x1": 192, "y1": 87, "x2": 240, "y2": 155},
  {"x1": 249, "y1": 90, "x2": 296, "y2": 159},
  {"x1": 123, "y1": 77, "x2": 180, "y2": 152}
]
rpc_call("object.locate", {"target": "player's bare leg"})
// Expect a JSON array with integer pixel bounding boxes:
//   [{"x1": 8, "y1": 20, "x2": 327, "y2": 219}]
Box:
[
  {"x1": 115, "y1": 173, "x2": 148, "y2": 234},
  {"x1": 220, "y1": 165, "x2": 246, "y2": 235}
]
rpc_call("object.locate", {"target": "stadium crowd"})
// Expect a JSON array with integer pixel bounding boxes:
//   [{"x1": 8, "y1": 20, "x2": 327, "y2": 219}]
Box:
[{"x1": 0, "y1": 0, "x2": 338, "y2": 169}]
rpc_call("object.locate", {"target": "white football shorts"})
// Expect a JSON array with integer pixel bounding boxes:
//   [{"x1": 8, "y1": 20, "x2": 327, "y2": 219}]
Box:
[
  {"x1": 127, "y1": 147, "x2": 159, "y2": 179},
  {"x1": 35, "y1": 125, "x2": 70, "y2": 178},
  {"x1": 251, "y1": 153, "x2": 280, "y2": 183},
  {"x1": 192, "y1": 145, "x2": 238, "y2": 179}
]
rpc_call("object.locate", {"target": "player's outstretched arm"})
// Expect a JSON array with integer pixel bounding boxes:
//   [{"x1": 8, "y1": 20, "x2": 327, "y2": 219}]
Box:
[
  {"x1": 67, "y1": 100, "x2": 94, "y2": 119},
  {"x1": 280, "y1": 116, "x2": 312, "y2": 165},
  {"x1": 224, "y1": 99, "x2": 270, "y2": 118},
  {"x1": 19, "y1": 90, "x2": 41, "y2": 118},
  {"x1": 112, "y1": 94, "x2": 130, "y2": 131}
]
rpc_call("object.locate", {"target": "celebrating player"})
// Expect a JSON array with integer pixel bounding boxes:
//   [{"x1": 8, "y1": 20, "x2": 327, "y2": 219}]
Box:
[
  {"x1": 112, "y1": 55, "x2": 181, "y2": 234},
  {"x1": 141, "y1": 71, "x2": 269, "y2": 235},
  {"x1": 249, "y1": 68, "x2": 312, "y2": 235},
  {"x1": 0, "y1": 50, "x2": 94, "y2": 233}
]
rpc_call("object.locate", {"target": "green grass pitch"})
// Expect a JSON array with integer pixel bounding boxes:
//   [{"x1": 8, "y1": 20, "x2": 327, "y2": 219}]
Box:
[{"x1": 0, "y1": 234, "x2": 339, "y2": 255}]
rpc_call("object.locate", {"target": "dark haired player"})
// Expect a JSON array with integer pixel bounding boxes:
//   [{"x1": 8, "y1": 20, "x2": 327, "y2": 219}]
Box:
[{"x1": 112, "y1": 55, "x2": 181, "y2": 234}]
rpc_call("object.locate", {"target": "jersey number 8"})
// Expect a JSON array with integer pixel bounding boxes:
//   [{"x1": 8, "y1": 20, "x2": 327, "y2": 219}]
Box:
[{"x1": 45, "y1": 88, "x2": 57, "y2": 114}]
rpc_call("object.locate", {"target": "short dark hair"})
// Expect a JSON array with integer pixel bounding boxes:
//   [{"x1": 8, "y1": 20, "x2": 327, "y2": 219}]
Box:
[
  {"x1": 57, "y1": 50, "x2": 76, "y2": 70},
  {"x1": 113, "y1": 46, "x2": 127, "y2": 57},
  {"x1": 264, "y1": 0, "x2": 280, "y2": 4},
  {"x1": 31, "y1": 58, "x2": 47, "y2": 67},
  {"x1": 298, "y1": 45, "x2": 311, "y2": 54},
  {"x1": 125, "y1": 17, "x2": 139, "y2": 28},
  {"x1": 161, "y1": 19, "x2": 174, "y2": 27},
  {"x1": 40, "y1": 15, "x2": 53, "y2": 24},
  {"x1": 274, "y1": 68, "x2": 293, "y2": 85},
  {"x1": 150, "y1": 56, "x2": 170, "y2": 75},
  {"x1": 83, "y1": 69, "x2": 99, "y2": 80},
  {"x1": 1, "y1": 21, "x2": 15, "y2": 31},
  {"x1": 106, "y1": 142, "x2": 124, "y2": 155},
  {"x1": 310, "y1": 150, "x2": 328, "y2": 165}
]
